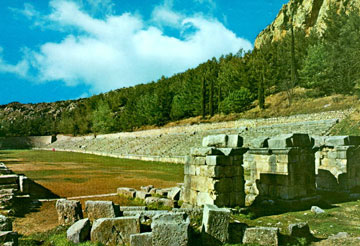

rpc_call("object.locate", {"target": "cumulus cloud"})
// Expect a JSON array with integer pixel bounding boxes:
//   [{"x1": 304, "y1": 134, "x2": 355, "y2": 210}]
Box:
[{"x1": 4, "y1": 0, "x2": 253, "y2": 94}]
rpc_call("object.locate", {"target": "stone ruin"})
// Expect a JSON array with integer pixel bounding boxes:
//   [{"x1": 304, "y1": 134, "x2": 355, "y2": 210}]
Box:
[{"x1": 182, "y1": 133, "x2": 360, "y2": 208}]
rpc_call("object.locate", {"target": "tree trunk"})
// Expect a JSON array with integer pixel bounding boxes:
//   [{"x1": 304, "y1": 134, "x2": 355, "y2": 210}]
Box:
[{"x1": 202, "y1": 78, "x2": 206, "y2": 118}]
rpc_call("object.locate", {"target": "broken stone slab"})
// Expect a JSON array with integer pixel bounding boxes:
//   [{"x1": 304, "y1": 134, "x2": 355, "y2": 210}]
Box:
[
  {"x1": 145, "y1": 197, "x2": 160, "y2": 205},
  {"x1": 91, "y1": 216, "x2": 141, "y2": 245},
  {"x1": 151, "y1": 212, "x2": 190, "y2": 246},
  {"x1": 202, "y1": 134, "x2": 228, "y2": 148},
  {"x1": 246, "y1": 136, "x2": 269, "y2": 148},
  {"x1": 130, "y1": 232, "x2": 152, "y2": 246},
  {"x1": 190, "y1": 147, "x2": 223, "y2": 157},
  {"x1": 158, "y1": 198, "x2": 175, "y2": 208},
  {"x1": 117, "y1": 187, "x2": 136, "y2": 198},
  {"x1": 267, "y1": 134, "x2": 313, "y2": 149},
  {"x1": 120, "y1": 206, "x2": 147, "y2": 212},
  {"x1": 172, "y1": 208, "x2": 203, "y2": 220},
  {"x1": 135, "y1": 191, "x2": 151, "y2": 200},
  {"x1": 56, "y1": 199, "x2": 83, "y2": 225},
  {"x1": 202, "y1": 204, "x2": 231, "y2": 243},
  {"x1": 0, "y1": 231, "x2": 18, "y2": 245},
  {"x1": 123, "y1": 210, "x2": 169, "y2": 221},
  {"x1": 242, "y1": 227, "x2": 279, "y2": 246},
  {"x1": 288, "y1": 222, "x2": 313, "y2": 240},
  {"x1": 227, "y1": 135, "x2": 244, "y2": 148},
  {"x1": 168, "y1": 187, "x2": 181, "y2": 201},
  {"x1": 67, "y1": 218, "x2": 91, "y2": 243},
  {"x1": 85, "y1": 201, "x2": 118, "y2": 221},
  {"x1": 0, "y1": 215, "x2": 12, "y2": 231},
  {"x1": 141, "y1": 185, "x2": 154, "y2": 193}
]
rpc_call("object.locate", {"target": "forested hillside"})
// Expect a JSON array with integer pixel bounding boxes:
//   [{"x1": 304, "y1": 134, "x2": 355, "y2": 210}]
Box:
[{"x1": 1, "y1": 2, "x2": 359, "y2": 137}]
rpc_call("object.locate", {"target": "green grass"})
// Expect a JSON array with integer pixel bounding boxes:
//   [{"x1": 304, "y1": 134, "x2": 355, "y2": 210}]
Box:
[{"x1": 19, "y1": 226, "x2": 103, "y2": 246}]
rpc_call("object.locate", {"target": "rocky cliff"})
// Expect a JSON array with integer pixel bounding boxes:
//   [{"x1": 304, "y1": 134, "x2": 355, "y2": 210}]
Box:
[{"x1": 255, "y1": 0, "x2": 360, "y2": 48}]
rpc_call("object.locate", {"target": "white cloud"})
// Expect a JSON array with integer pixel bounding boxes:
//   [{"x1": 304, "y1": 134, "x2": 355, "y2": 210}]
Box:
[
  {"x1": 0, "y1": 47, "x2": 29, "y2": 77},
  {"x1": 3, "y1": 0, "x2": 253, "y2": 94}
]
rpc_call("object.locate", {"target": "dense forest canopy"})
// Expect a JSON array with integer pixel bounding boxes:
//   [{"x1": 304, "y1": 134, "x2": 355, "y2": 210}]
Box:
[{"x1": 1, "y1": 4, "x2": 359, "y2": 137}]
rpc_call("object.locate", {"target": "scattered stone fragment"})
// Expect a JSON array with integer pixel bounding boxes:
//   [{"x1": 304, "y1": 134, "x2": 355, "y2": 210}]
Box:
[
  {"x1": 120, "y1": 206, "x2": 147, "y2": 212},
  {"x1": 202, "y1": 204, "x2": 231, "y2": 243},
  {"x1": 141, "y1": 185, "x2": 154, "y2": 193},
  {"x1": 67, "y1": 218, "x2": 91, "y2": 243},
  {"x1": 0, "y1": 215, "x2": 12, "y2": 231},
  {"x1": 117, "y1": 187, "x2": 136, "y2": 198},
  {"x1": 151, "y1": 212, "x2": 190, "y2": 246},
  {"x1": 130, "y1": 232, "x2": 152, "y2": 246},
  {"x1": 55, "y1": 199, "x2": 83, "y2": 225},
  {"x1": 145, "y1": 197, "x2": 160, "y2": 205},
  {"x1": 243, "y1": 227, "x2": 279, "y2": 246},
  {"x1": 85, "y1": 201, "x2": 118, "y2": 221},
  {"x1": 91, "y1": 216, "x2": 140, "y2": 245},
  {"x1": 311, "y1": 206, "x2": 325, "y2": 214}
]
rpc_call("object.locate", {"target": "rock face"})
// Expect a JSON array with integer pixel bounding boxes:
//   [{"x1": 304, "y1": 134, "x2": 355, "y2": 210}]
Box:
[
  {"x1": 67, "y1": 218, "x2": 91, "y2": 243},
  {"x1": 55, "y1": 199, "x2": 83, "y2": 225},
  {"x1": 255, "y1": 0, "x2": 360, "y2": 48},
  {"x1": 85, "y1": 201, "x2": 118, "y2": 221},
  {"x1": 91, "y1": 216, "x2": 141, "y2": 245},
  {"x1": 130, "y1": 232, "x2": 153, "y2": 246}
]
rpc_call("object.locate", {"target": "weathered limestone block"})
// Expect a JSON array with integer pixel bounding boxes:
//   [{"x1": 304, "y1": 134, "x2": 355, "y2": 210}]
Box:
[
  {"x1": 227, "y1": 135, "x2": 244, "y2": 148},
  {"x1": 206, "y1": 155, "x2": 231, "y2": 166},
  {"x1": 0, "y1": 231, "x2": 18, "y2": 246},
  {"x1": 168, "y1": 187, "x2": 181, "y2": 200},
  {"x1": 145, "y1": 197, "x2": 160, "y2": 205},
  {"x1": 120, "y1": 206, "x2": 147, "y2": 212},
  {"x1": 202, "y1": 134, "x2": 228, "y2": 148},
  {"x1": 324, "y1": 136, "x2": 360, "y2": 147},
  {"x1": 190, "y1": 147, "x2": 223, "y2": 157},
  {"x1": 67, "y1": 218, "x2": 91, "y2": 243},
  {"x1": 140, "y1": 185, "x2": 153, "y2": 193},
  {"x1": 155, "y1": 188, "x2": 169, "y2": 197},
  {"x1": 130, "y1": 232, "x2": 152, "y2": 246},
  {"x1": 202, "y1": 204, "x2": 231, "y2": 243},
  {"x1": 0, "y1": 215, "x2": 12, "y2": 231},
  {"x1": 91, "y1": 216, "x2": 140, "y2": 245},
  {"x1": 135, "y1": 191, "x2": 150, "y2": 200},
  {"x1": 123, "y1": 210, "x2": 169, "y2": 220},
  {"x1": 268, "y1": 134, "x2": 313, "y2": 149},
  {"x1": 243, "y1": 227, "x2": 279, "y2": 246},
  {"x1": 85, "y1": 201, "x2": 118, "y2": 221},
  {"x1": 56, "y1": 199, "x2": 83, "y2": 225},
  {"x1": 151, "y1": 212, "x2": 190, "y2": 246},
  {"x1": 117, "y1": 187, "x2": 136, "y2": 198}
]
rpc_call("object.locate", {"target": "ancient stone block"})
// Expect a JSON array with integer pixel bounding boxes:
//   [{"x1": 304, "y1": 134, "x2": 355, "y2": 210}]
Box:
[
  {"x1": 288, "y1": 222, "x2": 312, "y2": 239},
  {"x1": 56, "y1": 199, "x2": 83, "y2": 225},
  {"x1": 168, "y1": 187, "x2": 181, "y2": 200},
  {"x1": 67, "y1": 218, "x2": 91, "y2": 243},
  {"x1": 135, "y1": 191, "x2": 151, "y2": 200},
  {"x1": 190, "y1": 147, "x2": 223, "y2": 157},
  {"x1": 202, "y1": 204, "x2": 231, "y2": 243},
  {"x1": 91, "y1": 216, "x2": 140, "y2": 245},
  {"x1": 151, "y1": 212, "x2": 190, "y2": 246},
  {"x1": 0, "y1": 215, "x2": 12, "y2": 231},
  {"x1": 130, "y1": 232, "x2": 152, "y2": 246},
  {"x1": 117, "y1": 187, "x2": 136, "y2": 198},
  {"x1": 123, "y1": 210, "x2": 169, "y2": 220},
  {"x1": 268, "y1": 134, "x2": 313, "y2": 149},
  {"x1": 120, "y1": 206, "x2": 147, "y2": 212},
  {"x1": 202, "y1": 134, "x2": 228, "y2": 148},
  {"x1": 206, "y1": 155, "x2": 230, "y2": 166},
  {"x1": 227, "y1": 135, "x2": 243, "y2": 148},
  {"x1": 140, "y1": 185, "x2": 153, "y2": 193},
  {"x1": 85, "y1": 201, "x2": 118, "y2": 221},
  {"x1": 243, "y1": 227, "x2": 279, "y2": 246}
]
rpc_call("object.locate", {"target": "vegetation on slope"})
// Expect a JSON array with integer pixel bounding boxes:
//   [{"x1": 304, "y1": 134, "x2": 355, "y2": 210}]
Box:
[{"x1": 1, "y1": 4, "x2": 359, "y2": 137}]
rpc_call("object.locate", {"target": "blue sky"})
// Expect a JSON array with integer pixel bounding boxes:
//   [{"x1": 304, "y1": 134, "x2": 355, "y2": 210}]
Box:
[{"x1": 0, "y1": 0, "x2": 288, "y2": 105}]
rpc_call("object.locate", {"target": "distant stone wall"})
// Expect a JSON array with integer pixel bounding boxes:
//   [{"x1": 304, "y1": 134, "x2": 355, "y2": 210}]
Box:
[{"x1": 0, "y1": 136, "x2": 55, "y2": 149}]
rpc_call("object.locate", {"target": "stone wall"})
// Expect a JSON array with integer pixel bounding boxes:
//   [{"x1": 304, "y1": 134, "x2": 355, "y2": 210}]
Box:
[
  {"x1": 314, "y1": 136, "x2": 360, "y2": 192},
  {"x1": 182, "y1": 135, "x2": 247, "y2": 207},
  {"x1": 243, "y1": 134, "x2": 316, "y2": 206}
]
